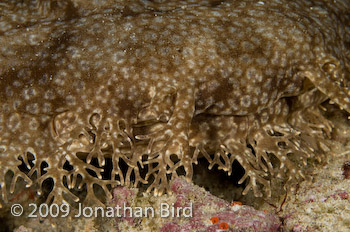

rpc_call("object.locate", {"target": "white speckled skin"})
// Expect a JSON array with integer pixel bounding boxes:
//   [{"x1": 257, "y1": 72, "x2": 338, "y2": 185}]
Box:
[{"x1": 0, "y1": 0, "x2": 349, "y2": 205}]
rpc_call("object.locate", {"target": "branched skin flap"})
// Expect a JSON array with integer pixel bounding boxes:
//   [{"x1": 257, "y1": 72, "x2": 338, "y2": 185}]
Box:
[{"x1": 0, "y1": 0, "x2": 349, "y2": 206}]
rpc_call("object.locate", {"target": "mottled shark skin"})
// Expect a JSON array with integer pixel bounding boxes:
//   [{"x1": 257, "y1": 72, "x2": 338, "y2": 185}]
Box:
[{"x1": 0, "y1": 0, "x2": 349, "y2": 206}]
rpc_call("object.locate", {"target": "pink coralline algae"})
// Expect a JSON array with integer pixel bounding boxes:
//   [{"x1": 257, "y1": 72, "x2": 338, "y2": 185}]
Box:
[
  {"x1": 110, "y1": 177, "x2": 281, "y2": 232},
  {"x1": 110, "y1": 186, "x2": 138, "y2": 228}
]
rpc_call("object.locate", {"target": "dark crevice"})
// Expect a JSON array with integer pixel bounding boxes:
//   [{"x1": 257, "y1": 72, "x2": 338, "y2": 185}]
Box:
[{"x1": 193, "y1": 157, "x2": 246, "y2": 202}]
